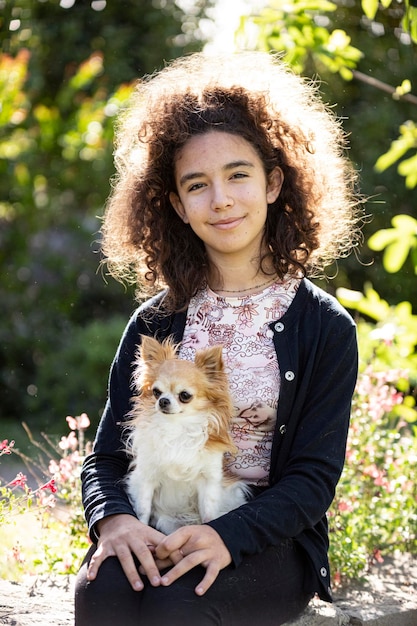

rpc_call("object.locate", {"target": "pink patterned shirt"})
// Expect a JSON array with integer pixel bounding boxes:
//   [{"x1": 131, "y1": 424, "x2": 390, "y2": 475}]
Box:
[{"x1": 179, "y1": 277, "x2": 300, "y2": 486}]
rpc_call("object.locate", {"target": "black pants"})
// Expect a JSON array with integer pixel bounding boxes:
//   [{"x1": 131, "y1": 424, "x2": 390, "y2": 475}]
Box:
[{"x1": 74, "y1": 539, "x2": 313, "y2": 626}]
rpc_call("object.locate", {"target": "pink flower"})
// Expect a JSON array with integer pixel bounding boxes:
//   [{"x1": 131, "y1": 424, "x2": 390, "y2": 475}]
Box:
[
  {"x1": 0, "y1": 439, "x2": 15, "y2": 454},
  {"x1": 41, "y1": 478, "x2": 57, "y2": 493},
  {"x1": 48, "y1": 459, "x2": 60, "y2": 475},
  {"x1": 9, "y1": 472, "x2": 27, "y2": 488},
  {"x1": 363, "y1": 464, "x2": 379, "y2": 479},
  {"x1": 37, "y1": 491, "x2": 56, "y2": 508},
  {"x1": 57, "y1": 456, "x2": 77, "y2": 482},
  {"x1": 58, "y1": 431, "x2": 78, "y2": 451},
  {"x1": 373, "y1": 549, "x2": 384, "y2": 564},
  {"x1": 9, "y1": 544, "x2": 25, "y2": 563},
  {"x1": 337, "y1": 500, "x2": 353, "y2": 513},
  {"x1": 66, "y1": 413, "x2": 90, "y2": 431}
]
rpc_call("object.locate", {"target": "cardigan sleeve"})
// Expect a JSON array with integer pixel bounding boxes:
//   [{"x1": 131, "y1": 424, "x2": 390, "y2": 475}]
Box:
[
  {"x1": 81, "y1": 294, "x2": 185, "y2": 542},
  {"x1": 207, "y1": 307, "x2": 358, "y2": 569},
  {"x1": 81, "y1": 310, "x2": 142, "y2": 541}
]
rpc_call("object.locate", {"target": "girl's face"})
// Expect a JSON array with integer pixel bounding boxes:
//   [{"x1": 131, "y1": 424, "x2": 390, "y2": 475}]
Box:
[{"x1": 169, "y1": 131, "x2": 283, "y2": 267}]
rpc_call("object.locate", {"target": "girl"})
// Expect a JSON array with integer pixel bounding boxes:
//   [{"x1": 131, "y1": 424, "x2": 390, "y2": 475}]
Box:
[{"x1": 75, "y1": 51, "x2": 361, "y2": 625}]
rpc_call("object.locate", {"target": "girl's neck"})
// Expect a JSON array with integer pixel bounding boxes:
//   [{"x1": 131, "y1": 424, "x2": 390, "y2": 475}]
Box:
[{"x1": 208, "y1": 263, "x2": 278, "y2": 296}]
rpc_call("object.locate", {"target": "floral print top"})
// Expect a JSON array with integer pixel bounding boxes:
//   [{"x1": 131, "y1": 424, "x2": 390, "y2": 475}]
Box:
[{"x1": 179, "y1": 277, "x2": 300, "y2": 486}]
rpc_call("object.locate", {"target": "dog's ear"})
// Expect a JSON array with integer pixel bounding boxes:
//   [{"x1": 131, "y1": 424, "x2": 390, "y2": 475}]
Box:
[
  {"x1": 194, "y1": 344, "x2": 224, "y2": 377},
  {"x1": 140, "y1": 335, "x2": 177, "y2": 363}
]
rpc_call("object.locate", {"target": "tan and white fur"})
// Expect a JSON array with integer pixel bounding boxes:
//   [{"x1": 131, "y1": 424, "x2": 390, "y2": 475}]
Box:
[{"x1": 125, "y1": 336, "x2": 249, "y2": 534}]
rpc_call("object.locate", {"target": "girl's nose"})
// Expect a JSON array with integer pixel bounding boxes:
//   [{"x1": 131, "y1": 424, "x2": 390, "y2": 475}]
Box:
[{"x1": 210, "y1": 182, "x2": 234, "y2": 210}]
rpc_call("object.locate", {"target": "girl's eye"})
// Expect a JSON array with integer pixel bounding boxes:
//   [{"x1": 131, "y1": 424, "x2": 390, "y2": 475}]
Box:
[
  {"x1": 153, "y1": 388, "x2": 162, "y2": 399},
  {"x1": 188, "y1": 182, "x2": 205, "y2": 192},
  {"x1": 179, "y1": 390, "x2": 193, "y2": 403},
  {"x1": 231, "y1": 172, "x2": 248, "y2": 180}
]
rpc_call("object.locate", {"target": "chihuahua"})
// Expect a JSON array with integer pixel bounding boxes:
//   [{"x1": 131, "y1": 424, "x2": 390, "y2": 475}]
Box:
[{"x1": 125, "y1": 335, "x2": 249, "y2": 534}]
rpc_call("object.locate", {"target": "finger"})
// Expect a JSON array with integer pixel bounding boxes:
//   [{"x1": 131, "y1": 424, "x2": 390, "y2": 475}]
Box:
[
  {"x1": 194, "y1": 562, "x2": 220, "y2": 596},
  {"x1": 155, "y1": 528, "x2": 189, "y2": 559},
  {"x1": 87, "y1": 545, "x2": 113, "y2": 581},
  {"x1": 133, "y1": 544, "x2": 162, "y2": 587},
  {"x1": 117, "y1": 547, "x2": 146, "y2": 591},
  {"x1": 139, "y1": 557, "x2": 174, "y2": 575},
  {"x1": 160, "y1": 550, "x2": 205, "y2": 586},
  {"x1": 149, "y1": 547, "x2": 183, "y2": 572},
  {"x1": 169, "y1": 548, "x2": 185, "y2": 565}
]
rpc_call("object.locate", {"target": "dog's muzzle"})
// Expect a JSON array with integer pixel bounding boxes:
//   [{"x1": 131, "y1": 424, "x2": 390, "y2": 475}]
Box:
[{"x1": 158, "y1": 396, "x2": 173, "y2": 414}]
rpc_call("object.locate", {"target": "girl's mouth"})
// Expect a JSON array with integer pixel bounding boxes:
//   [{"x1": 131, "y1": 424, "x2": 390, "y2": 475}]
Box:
[{"x1": 210, "y1": 217, "x2": 244, "y2": 230}]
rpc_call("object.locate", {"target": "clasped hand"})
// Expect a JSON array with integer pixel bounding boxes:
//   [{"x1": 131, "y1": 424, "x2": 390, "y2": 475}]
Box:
[{"x1": 86, "y1": 514, "x2": 232, "y2": 596}]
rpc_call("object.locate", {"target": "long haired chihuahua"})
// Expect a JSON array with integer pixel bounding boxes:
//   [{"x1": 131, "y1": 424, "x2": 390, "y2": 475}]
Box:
[{"x1": 125, "y1": 336, "x2": 249, "y2": 534}]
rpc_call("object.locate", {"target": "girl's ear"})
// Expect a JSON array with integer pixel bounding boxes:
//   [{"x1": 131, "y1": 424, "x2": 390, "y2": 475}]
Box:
[
  {"x1": 266, "y1": 167, "x2": 284, "y2": 204},
  {"x1": 169, "y1": 191, "x2": 189, "y2": 224}
]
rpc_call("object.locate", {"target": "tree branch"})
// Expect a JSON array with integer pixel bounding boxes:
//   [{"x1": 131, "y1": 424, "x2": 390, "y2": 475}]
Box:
[{"x1": 352, "y1": 69, "x2": 417, "y2": 106}]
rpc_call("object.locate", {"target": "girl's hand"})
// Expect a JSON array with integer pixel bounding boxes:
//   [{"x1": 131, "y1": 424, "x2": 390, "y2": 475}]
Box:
[
  {"x1": 155, "y1": 525, "x2": 232, "y2": 595},
  {"x1": 87, "y1": 514, "x2": 166, "y2": 591}
]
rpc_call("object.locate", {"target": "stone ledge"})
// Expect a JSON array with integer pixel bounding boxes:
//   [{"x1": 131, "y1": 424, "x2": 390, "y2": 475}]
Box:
[
  {"x1": 0, "y1": 551, "x2": 415, "y2": 625},
  {"x1": 285, "y1": 597, "x2": 417, "y2": 626},
  {"x1": 285, "y1": 551, "x2": 417, "y2": 626},
  {"x1": 0, "y1": 576, "x2": 74, "y2": 626}
]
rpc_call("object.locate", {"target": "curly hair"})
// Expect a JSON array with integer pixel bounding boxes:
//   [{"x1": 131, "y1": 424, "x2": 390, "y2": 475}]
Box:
[{"x1": 101, "y1": 51, "x2": 362, "y2": 311}]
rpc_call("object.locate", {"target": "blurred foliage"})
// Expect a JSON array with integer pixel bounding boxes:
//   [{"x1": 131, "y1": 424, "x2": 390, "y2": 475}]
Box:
[
  {"x1": 330, "y1": 276, "x2": 417, "y2": 579},
  {"x1": 28, "y1": 316, "x2": 129, "y2": 433},
  {"x1": 337, "y1": 284, "x2": 417, "y2": 380},
  {"x1": 368, "y1": 214, "x2": 417, "y2": 273},
  {"x1": 236, "y1": 0, "x2": 364, "y2": 79},
  {"x1": 329, "y1": 360, "x2": 417, "y2": 583},
  {"x1": 0, "y1": 0, "x2": 213, "y2": 428},
  {"x1": 1, "y1": 0, "x2": 416, "y2": 432},
  {"x1": 238, "y1": 0, "x2": 417, "y2": 306},
  {"x1": 375, "y1": 120, "x2": 417, "y2": 189}
]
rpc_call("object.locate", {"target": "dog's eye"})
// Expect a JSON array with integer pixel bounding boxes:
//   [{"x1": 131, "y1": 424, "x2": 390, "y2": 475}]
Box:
[
  {"x1": 153, "y1": 388, "x2": 162, "y2": 399},
  {"x1": 179, "y1": 391, "x2": 193, "y2": 403}
]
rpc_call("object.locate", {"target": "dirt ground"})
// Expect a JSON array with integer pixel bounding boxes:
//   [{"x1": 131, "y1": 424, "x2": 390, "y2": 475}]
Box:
[{"x1": 0, "y1": 551, "x2": 415, "y2": 625}]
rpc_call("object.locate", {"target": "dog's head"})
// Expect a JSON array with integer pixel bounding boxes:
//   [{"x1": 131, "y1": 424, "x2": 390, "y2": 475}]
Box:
[{"x1": 131, "y1": 336, "x2": 235, "y2": 450}]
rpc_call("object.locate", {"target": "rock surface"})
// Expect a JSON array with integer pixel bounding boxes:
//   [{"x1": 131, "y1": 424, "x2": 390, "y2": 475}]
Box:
[
  {"x1": 0, "y1": 552, "x2": 415, "y2": 625},
  {"x1": 0, "y1": 575, "x2": 74, "y2": 626},
  {"x1": 285, "y1": 551, "x2": 417, "y2": 626}
]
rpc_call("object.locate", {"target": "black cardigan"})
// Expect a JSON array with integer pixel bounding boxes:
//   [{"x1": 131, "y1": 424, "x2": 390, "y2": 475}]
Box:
[{"x1": 81, "y1": 278, "x2": 358, "y2": 601}]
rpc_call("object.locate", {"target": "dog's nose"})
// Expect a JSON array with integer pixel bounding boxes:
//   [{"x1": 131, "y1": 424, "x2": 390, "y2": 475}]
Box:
[{"x1": 158, "y1": 397, "x2": 171, "y2": 411}]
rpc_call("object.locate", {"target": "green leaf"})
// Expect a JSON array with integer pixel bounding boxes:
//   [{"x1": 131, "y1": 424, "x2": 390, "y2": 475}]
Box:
[
  {"x1": 336, "y1": 285, "x2": 390, "y2": 321},
  {"x1": 369, "y1": 215, "x2": 417, "y2": 272},
  {"x1": 375, "y1": 136, "x2": 414, "y2": 172},
  {"x1": 402, "y1": 7, "x2": 417, "y2": 43},
  {"x1": 69, "y1": 54, "x2": 104, "y2": 91},
  {"x1": 411, "y1": 247, "x2": 417, "y2": 273},
  {"x1": 395, "y1": 79, "x2": 412, "y2": 97},
  {"x1": 361, "y1": 0, "x2": 379, "y2": 19},
  {"x1": 391, "y1": 214, "x2": 417, "y2": 232},
  {"x1": 368, "y1": 229, "x2": 398, "y2": 251},
  {"x1": 393, "y1": 403, "x2": 417, "y2": 423},
  {"x1": 383, "y1": 239, "x2": 413, "y2": 273},
  {"x1": 397, "y1": 153, "x2": 417, "y2": 188}
]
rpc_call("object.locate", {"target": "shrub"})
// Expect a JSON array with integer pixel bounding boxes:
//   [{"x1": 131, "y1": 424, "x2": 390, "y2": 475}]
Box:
[
  {"x1": 0, "y1": 415, "x2": 91, "y2": 579},
  {"x1": 26, "y1": 316, "x2": 128, "y2": 432},
  {"x1": 328, "y1": 316, "x2": 417, "y2": 585},
  {"x1": 2, "y1": 320, "x2": 416, "y2": 586}
]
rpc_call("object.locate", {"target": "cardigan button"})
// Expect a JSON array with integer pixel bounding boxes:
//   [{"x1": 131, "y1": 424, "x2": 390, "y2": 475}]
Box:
[
  {"x1": 274, "y1": 322, "x2": 285, "y2": 332},
  {"x1": 279, "y1": 424, "x2": 286, "y2": 435},
  {"x1": 320, "y1": 567, "x2": 328, "y2": 577},
  {"x1": 284, "y1": 370, "x2": 295, "y2": 381}
]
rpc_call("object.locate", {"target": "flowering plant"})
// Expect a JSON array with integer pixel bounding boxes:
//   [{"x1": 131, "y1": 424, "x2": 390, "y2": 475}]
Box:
[
  {"x1": 2, "y1": 345, "x2": 416, "y2": 586},
  {"x1": 0, "y1": 414, "x2": 91, "y2": 579},
  {"x1": 328, "y1": 322, "x2": 417, "y2": 585}
]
